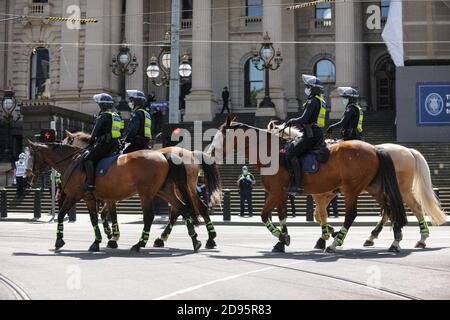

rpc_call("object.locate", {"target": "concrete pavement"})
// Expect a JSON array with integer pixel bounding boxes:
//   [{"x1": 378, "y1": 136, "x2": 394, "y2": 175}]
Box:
[{"x1": 1, "y1": 214, "x2": 450, "y2": 300}]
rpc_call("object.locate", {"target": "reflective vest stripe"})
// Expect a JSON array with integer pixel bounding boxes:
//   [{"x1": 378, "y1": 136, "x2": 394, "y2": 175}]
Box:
[
  {"x1": 353, "y1": 104, "x2": 364, "y2": 133},
  {"x1": 315, "y1": 95, "x2": 327, "y2": 128},
  {"x1": 105, "y1": 111, "x2": 122, "y2": 139},
  {"x1": 139, "y1": 109, "x2": 152, "y2": 138}
]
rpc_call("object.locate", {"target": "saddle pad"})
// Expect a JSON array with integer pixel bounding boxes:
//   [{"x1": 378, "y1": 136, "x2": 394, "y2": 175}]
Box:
[
  {"x1": 300, "y1": 153, "x2": 320, "y2": 173},
  {"x1": 96, "y1": 155, "x2": 119, "y2": 176}
]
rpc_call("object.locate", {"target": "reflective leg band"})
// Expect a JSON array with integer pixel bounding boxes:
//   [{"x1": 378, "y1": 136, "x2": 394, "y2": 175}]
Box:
[
  {"x1": 321, "y1": 223, "x2": 333, "y2": 237},
  {"x1": 265, "y1": 219, "x2": 281, "y2": 237},
  {"x1": 335, "y1": 227, "x2": 348, "y2": 246},
  {"x1": 112, "y1": 223, "x2": 120, "y2": 237},
  {"x1": 57, "y1": 223, "x2": 64, "y2": 237},
  {"x1": 419, "y1": 218, "x2": 429, "y2": 234},
  {"x1": 140, "y1": 231, "x2": 150, "y2": 244}
]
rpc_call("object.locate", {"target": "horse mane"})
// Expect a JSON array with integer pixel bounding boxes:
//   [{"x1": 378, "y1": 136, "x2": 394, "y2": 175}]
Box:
[{"x1": 72, "y1": 131, "x2": 91, "y2": 143}]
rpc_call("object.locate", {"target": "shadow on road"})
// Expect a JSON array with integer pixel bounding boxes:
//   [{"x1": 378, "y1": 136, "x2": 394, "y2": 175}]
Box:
[{"x1": 12, "y1": 247, "x2": 201, "y2": 260}]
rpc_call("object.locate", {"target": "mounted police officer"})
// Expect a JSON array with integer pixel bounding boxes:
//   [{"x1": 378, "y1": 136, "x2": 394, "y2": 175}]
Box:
[
  {"x1": 122, "y1": 90, "x2": 152, "y2": 154},
  {"x1": 326, "y1": 87, "x2": 363, "y2": 141},
  {"x1": 284, "y1": 74, "x2": 327, "y2": 194},
  {"x1": 82, "y1": 93, "x2": 122, "y2": 194}
]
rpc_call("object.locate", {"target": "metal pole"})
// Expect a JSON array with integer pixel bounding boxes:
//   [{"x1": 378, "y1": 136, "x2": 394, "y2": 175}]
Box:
[
  {"x1": 169, "y1": 0, "x2": 180, "y2": 124},
  {"x1": 33, "y1": 188, "x2": 41, "y2": 219},
  {"x1": 223, "y1": 189, "x2": 231, "y2": 221},
  {"x1": 0, "y1": 188, "x2": 7, "y2": 218},
  {"x1": 50, "y1": 120, "x2": 56, "y2": 218}
]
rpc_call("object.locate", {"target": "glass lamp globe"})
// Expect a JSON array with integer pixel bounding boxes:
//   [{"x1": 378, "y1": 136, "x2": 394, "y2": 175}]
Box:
[
  {"x1": 162, "y1": 53, "x2": 171, "y2": 70},
  {"x1": 179, "y1": 63, "x2": 192, "y2": 78},
  {"x1": 146, "y1": 63, "x2": 160, "y2": 79},
  {"x1": 262, "y1": 47, "x2": 273, "y2": 61},
  {"x1": 3, "y1": 98, "x2": 14, "y2": 110},
  {"x1": 119, "y1": 52, "x2": 130, "y2": 65}
]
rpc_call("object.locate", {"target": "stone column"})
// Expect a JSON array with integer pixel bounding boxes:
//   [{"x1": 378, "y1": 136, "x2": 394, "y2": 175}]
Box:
[
  {"x1": 256, "y1": 0, "x2": 287, "y2": 122},
  {"x1": 184, "y1": 0, "x2": 217, "y2": 122},
  {"x1": 125, "y1": 0, "x2": 144, "y2": 90},
  {"x1": 331, "y1": 1, "x2": 364, "y2": 118}
]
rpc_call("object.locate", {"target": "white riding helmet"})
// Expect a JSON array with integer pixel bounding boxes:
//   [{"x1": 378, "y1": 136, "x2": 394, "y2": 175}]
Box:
[
  {"x1": 302, "y1": 74, "x2": 324, "y2": 89},
  {"x1": 337, "y1": 87, "x2": 359, "y2": 98}
]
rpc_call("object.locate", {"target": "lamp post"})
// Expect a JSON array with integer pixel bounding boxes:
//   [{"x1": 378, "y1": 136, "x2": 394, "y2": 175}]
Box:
[
  {"x1": 1, "y1": 90, "x2": 21, "y2": 162},
  {"x1": 252, "y1": 32, "x2": 283, "y2": 108},
  {"x1": 110, "y1": 43, "x2": 138, "y2": 120},
  {"x1": 146, "y1": 31, "x2": 192, "y2": 87}
]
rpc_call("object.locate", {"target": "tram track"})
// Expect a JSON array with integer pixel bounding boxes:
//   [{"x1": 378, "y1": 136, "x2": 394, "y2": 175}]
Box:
[{"x1": 0, "y1": 273, "x2": 31, "y2": 300}]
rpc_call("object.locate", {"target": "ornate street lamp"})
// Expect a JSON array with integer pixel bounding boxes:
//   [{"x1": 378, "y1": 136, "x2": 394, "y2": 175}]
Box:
[
  {"x1": 110, "y1": 43, "x2": 138, "y2": 119},
  {"x1": 251, "y1": 32, "x2": 283, "y2": 108},
  {"x1": 146, "y1": 31, "x2": 192, "y2": 87},
  {"x1": 1, "y1": 90, "x2": 21, "y2": 161}
]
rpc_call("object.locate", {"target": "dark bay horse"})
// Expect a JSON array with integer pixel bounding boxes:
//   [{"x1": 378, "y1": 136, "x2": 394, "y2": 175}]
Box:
[
  {"x1": 209, "y1": 117, "x2": 407, "y2": 253},
  {"x1": 63, "y1": 131, "x2": 222, "y2": 250},
  {"x1": 26, "y1": 142, "x2": 199, "y2": 252}
]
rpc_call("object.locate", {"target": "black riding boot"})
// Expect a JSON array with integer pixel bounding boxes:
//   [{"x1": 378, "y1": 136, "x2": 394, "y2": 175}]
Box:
[
  {"x1": 82, "y1": 160, "x2": 96, "y2": 193},
  {"x1": 285, "y1": 157, "x2": 301, "y2": 194}
]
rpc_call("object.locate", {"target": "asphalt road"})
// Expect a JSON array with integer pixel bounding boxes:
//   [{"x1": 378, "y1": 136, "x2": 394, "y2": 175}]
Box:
[{"x1": 1, "y1": 217, "x2": 449, "y2": 300}]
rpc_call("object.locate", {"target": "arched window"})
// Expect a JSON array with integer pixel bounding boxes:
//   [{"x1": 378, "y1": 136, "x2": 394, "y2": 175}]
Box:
[
  {"x1": 244, "y1": 58, "x2": 263, "y2": 108},
  {"x1": 246, "y1": 0, "x2": 262, "y2": 17},
  {"x1": 315, "y1": 3, "x2": 332, "y2": 20},
  {"x1": 30, "y1": 47, "x2": 50, "y2": 100},
  {"x1": 314, "y1": 59, "x2": 336, "y2": 83}
]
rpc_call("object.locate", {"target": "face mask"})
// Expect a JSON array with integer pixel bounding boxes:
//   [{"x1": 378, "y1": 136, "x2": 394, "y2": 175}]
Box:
[
  {"x1": 305, "y1": 87, "x2": 311, "y2": 96},
  {"x1": 128, "y1": 102, "x2": 134, "y2": 110},
  {"x1": 342, "y1": 98, "x2": 349, "y2": 106},
  {"x1": 243, "y1": 170, "x2": 248, "y2": 174}
]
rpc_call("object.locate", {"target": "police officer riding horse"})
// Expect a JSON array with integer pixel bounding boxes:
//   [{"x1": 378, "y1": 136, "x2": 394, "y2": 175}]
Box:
[
  {"x1": 284, "y1": 74, "x2": 327, "y2": 194},
  {"x1": 82, "y1": 93, "x2": 123, "y2": 195},
  {"x1": 326, "y1": 87, "x2": 364, "y2": 141},
  {"x1": 122, "y1": 90, "x2": 152, "y2": 154}
]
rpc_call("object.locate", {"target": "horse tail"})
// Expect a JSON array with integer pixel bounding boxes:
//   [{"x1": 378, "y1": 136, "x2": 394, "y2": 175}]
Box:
[
  {"x1": 194, "y1": 151, "x2": 222, "y2": 209},
  {"x1": 164, "y1": 153, "x2": 199, "y2": 226},
  {"x1": 375, "y1": 147, "x2": 408, "y2": 228},
  {"x1": 409, "y1": 148, "x2": 446, "y2": 225}
]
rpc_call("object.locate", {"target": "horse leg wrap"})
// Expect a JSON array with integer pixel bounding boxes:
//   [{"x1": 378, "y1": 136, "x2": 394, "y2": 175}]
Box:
[
  {"x1": 206, "y1": 221, "x2": 217, "y2": 238},
  {"x1": 111, "y1": 223, "x2": 120, "y2": 241},
  {"x1": 102, "y1": 220, "x2": 112, "y2": 237},
  {"x1": 265, "y1": 219, "x2": 281, "y2": 238},
  {"x1": 321, "y1": 223, "x2": 333, "y2": 240},
  {"x1": 140, "y1": 230, "x2": 150, "y2": 247},
  {"x1": 93, "y1": 225, "x2": 102, "y2": 242},
  {"x1": 160, "y1": 223, "x2": 173, "y2": 242},
  {"x1": 335, "y1": 227, "x2": 348, "y2": 246},
  {"x1": 186, "y1": 218, "x2": 197, "y2": 238},
  {"x1": 281, "y1": 224, "x2": 288, "y2": 234},
  {"x1": 371, "y1": 221, "x2": 384, "y2": 238},
  {"x1": 419, "y1": 218, "x2": 430, "y2": 235},
  {"x1": 56, "y1": 223, "x2": 64, "y2": 239}
]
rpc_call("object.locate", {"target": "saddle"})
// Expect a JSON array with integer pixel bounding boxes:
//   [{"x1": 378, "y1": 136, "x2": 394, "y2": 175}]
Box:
[{"x1": 280, "y1": 140, "x2": 330, "y2": 173}]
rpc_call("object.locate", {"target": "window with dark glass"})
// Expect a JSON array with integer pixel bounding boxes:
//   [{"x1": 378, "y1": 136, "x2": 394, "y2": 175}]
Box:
[
  {"x1": 244, "y1": 59, "x2": 263, "y2": 108},
  {"x1": 30, "y1": 47, "x2": 50, "y2": 100},
  {"x1": 182, "y1": 0, "x2": 193, "y2": 19},
  {"x1": 314, "y1": 59, "x2": 336, "y2": 83},
  {"x1": 381, "y1": 0, "x2": 390, "y2": 18},
  {"x1": 246, "y1": 0, "x2": 262, "y2": 17}
]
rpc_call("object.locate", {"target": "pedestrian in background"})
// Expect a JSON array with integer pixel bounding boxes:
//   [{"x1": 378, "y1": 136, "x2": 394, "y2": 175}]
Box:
[
  {"x1": 237, "y1": 166, "x2": 255, "y2": 217},
  {"x1": 14, "y1": 153, "x2": 26, "y2": 197},
  {"x1": 220, "y1": 86, "x2": 230, "y2": 114}
]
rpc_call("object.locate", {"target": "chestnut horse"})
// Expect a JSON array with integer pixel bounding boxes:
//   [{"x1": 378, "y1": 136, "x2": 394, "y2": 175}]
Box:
[
  {"x1": 63, "y1": 131, "x2": 222, "y2": 250},
  {"x1": 209, "y1": 117, "x2": 407, "y2": 253},
  {"x1": 26, "y1": 142, "x2": 199, "y2": 252},
  {"x1": 268, "y1": 122, "x2": 446, "y2": 249}
]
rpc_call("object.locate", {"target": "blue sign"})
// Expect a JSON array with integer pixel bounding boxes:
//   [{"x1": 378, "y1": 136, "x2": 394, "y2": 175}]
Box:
[
  {"x1": 416, "y1": 83, "x2": 450, "y2": 125},
  {"x1": 149, "y1": 101, "x2": 169, "y2": 109}
]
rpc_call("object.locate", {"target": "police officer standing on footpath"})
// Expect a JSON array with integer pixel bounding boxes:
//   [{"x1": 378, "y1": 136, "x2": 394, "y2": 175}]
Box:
[
  {"x1": 326, "y1": 87, "x2": 363, "y2": 141},
  {"x1": 237, "y1": 166, "x2": 255, "y2": 217},
  {"x1": 122, "y1": 90, "x2": 152, "y2": 154}
]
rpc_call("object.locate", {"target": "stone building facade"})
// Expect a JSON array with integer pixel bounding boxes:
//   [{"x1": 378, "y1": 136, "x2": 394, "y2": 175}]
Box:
[{"x1": 0, "y1": 0, "x2": 449, "y2": 129}]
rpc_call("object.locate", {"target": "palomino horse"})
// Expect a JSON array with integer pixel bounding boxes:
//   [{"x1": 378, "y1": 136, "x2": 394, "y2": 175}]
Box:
[
  {"x1": 268, "y1": 121, "x2": 446, "y2": 248},
  {"x1": 26, "y1": 141, "x2": 199, "y2": 252},
  {"x1": 63, "y1": 131, "x2": 222, "y2": 250},
  {"x1": 209, "y1": 117, "x2": 408, "y2": 253}
]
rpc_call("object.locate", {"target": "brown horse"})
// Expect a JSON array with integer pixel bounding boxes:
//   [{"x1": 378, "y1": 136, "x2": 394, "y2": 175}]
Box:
[
  {"x1": 268, "y1": 122, "x2": 447, "y2": 248},
  {"x1": 26, "y1": 141, "x2": 199, "y2": 252},
  {"x1": 209, "y1": 117, "x2": 407, "y2": 253},
  {"x1": 63, "y1": 131, "x2": 222, "y2": 250}
]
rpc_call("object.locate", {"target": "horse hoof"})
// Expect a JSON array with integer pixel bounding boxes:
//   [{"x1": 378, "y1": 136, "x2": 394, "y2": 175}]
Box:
[
  {"x1": 193, "y1": 241, "x2": 202, "y2": 252},
  {"x1": 153, "y1": 238, "x2": 165, "y2": 248},
  {"x1": 283, "y1": 234, "x2": 291, "y2": 246},
  {"x1": 415, "y1": 242, "x2": 426, "y2": 249},
  {"x1": 107, "y1": 240, "x2": 118, "y2": 249},
  {"x1": 314, "y1": 238, "x2": 326, "y2": 250},
  {"x1": 89, "y1": 241, "x2": 100, "y2": 252},
  {"x1": 130, "y1": 243, "x2": 141, "y2": 253},
  {"x1": 363, "y1": 240, "x2": 374, "y2": 247},
  {"x1": 388, "y1": 245, "x2": 400, "y2": 253},
  {"x1": 205, "y1": 239, "x2": 217, "y2": 249},
  {"x1": 272, "y1": 242, "x2": 285, "y2": 253},
  {"x1": 55, "y1": 238, "x2": 65, "y2": 251},
  {"x1": 324, "y1": 246, "x2": 336, "y2": 254}
]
